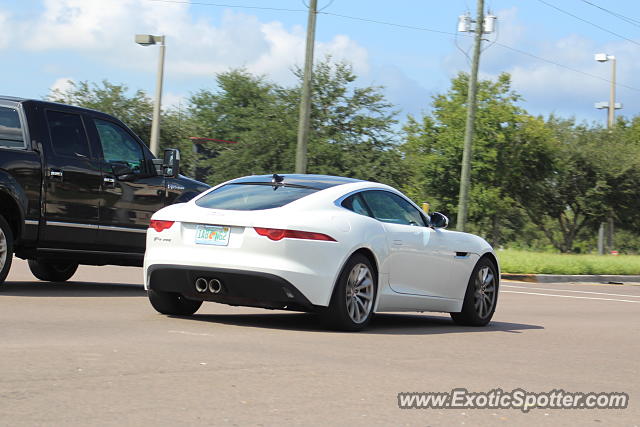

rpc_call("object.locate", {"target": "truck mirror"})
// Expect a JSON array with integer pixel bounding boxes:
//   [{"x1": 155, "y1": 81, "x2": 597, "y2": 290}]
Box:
[{"x1": 162, "y1": 149, "x2": 180, "y2": 178}]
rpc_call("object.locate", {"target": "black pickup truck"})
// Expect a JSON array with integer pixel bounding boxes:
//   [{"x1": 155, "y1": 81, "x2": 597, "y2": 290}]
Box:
[{"x1": 0, "y1": 96, "x2": 209, "y2": 284}]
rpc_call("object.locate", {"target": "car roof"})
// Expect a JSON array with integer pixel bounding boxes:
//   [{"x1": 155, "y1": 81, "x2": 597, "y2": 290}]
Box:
[
  {"x1": 229, "y1": 174, "x2": 364, "y2": 190},
  {"x1": 0, "y1": 96, "x2": 110, "y2": 116}
]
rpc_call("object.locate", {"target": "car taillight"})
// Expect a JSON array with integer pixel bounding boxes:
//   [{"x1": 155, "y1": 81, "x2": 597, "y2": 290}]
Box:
[
  {"x1": 150, "y1": 220, "x2": 175, "y2": 232},
  {"x1": 254, "y1": 227, "x2": 336, "y2": 242}
]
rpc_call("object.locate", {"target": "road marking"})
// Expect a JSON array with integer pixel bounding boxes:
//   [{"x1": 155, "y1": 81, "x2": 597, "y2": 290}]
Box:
[
  {"x1": 501, "y1": 290, "x2": 640, "y2": 304},
  {"x1": 502, "y1": 285, "x2": 640, "y2": 299}
]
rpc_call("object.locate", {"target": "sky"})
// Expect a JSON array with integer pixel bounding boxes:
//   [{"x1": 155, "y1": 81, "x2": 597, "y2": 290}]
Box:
[{"x1": 1, "y1": 0, "x2": 639, "y2": 127}]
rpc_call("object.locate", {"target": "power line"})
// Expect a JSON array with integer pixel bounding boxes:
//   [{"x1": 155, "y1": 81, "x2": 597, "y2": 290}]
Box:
[
  {"x1": 143, "y1": 0, "x2": 305, "y2": 13},
  {"x1": 535, "y1": 0, "x2": 640, "y2": 47},
  {"x1": 318, "y1": 11, "x2": 461, "y2": 37},
  {"x1": 579, "y1": 0, "x2": 640, "y2": 28},
  {"x1": 320, "y1": 11, "x2": 640, "y2": 92},
  {"x1": 141, "y1": 0, "x2": 640, "y2": 92},
  {"x1": 492, "y1": 42, "x2": 640, "y2": 92}
]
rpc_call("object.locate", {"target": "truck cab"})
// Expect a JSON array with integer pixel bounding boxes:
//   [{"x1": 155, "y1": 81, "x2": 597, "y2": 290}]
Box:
[{"x1": 0, "y1": 96, "x2": 210, "y2": 284}]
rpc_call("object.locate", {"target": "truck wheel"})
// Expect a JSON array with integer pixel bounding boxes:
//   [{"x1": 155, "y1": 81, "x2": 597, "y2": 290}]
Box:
[
  {"x1": 0, "y1": 215, "x2": 14, "y2": 286},
  {"x1": 148, "y1": 289, "x2": 202, "y2": 315},
  {"x1": 28, "y1": 260, "x2": 79, "y2": 282}
]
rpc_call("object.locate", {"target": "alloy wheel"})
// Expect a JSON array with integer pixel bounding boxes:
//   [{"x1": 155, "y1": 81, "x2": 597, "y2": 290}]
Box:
[
  {"x1": 474, "y1": 266, "x2": 497, "y2": 319},
  {"x1": 0, "y1": 227, "x2": 6, "y2": 268},
  {"x1": 345, "y1": 263, "x2": 374, "y2": 324}
]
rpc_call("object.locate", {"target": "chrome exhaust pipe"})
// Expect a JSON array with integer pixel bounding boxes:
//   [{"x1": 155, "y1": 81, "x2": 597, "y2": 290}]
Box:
[
  {"x1": 195, "y1": 277, "x2": 208, "y2": 293},
  {"x1": 208, "y1": 278, "x2": 222, "y2": 294}
]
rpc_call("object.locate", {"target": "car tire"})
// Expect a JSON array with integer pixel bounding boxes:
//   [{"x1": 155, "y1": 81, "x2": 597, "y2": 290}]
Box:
[
  {"x1": 451, "y1": 257, "x2": 499, "y2": 326},
  {"x1": 28, "y1": 259, "x2": 79, "y2": 282},
  {"x1": 148, "y1": 289, "x2": 203, "y2": 316},
  {"x1": 0, "y1": 215, "x2": 14, "y2": 286},
  {"x1": 325, "y1": 253, "x2": 377, "y2": 332}
]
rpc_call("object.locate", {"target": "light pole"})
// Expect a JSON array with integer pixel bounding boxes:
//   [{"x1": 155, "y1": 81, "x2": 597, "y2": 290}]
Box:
[
  {"x1": 135, "y1": 34, "x2": 166, "y2": 157},
  {"x1": 594, "y1": 53, "x2": 620, "y2": 255},
  {"x1": 594, "y1": 53, "x2": 618, "y2": 128}
]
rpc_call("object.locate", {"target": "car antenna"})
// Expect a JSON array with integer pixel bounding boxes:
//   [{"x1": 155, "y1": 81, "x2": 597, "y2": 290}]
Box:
[{"x1": 272, "y1": 173, "x2": 284, "y2": 190}]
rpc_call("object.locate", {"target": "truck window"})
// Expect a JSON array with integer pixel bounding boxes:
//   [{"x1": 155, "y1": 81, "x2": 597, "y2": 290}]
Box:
[
  {"x1": 0, "y1": 106, "x2": 25, "y2": 149},
  {"x1": 46, "y1": 110, "x2": 91, "y2": 158},
  {"x1": 94, "y1": 119, "x2": 145, "y2": 174}
]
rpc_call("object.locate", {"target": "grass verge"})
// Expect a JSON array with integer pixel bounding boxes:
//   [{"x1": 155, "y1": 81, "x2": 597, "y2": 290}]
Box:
[{"x1": 496, "y1": 249, "x2": 640, "y2": 275}]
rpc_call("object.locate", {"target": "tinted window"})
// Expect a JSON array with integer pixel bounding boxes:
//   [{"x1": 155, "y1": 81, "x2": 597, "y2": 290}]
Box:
[
  {"x1": 94, "y1": 119, "x2": 145, "y2": 174},
  {"x1": 342, "y1": 193, "x2": 373, "y2": 217},
  {"x1": 47, "y1": 110, "x2": 90, "y2": 158},
  {"x1": 360, "y1": 190, "x2": 427, "y2": 226},
  {"x1": 196, "y1": 183, "x2": 318, "y2": 211},
  {"x1": 0, "y1": 107, "x2": 24, "y2": 148}
]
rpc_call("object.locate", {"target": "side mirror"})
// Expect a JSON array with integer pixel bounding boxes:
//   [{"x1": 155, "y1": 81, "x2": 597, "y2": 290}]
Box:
[
  {"x1": 111, "y1": 162, "x2": 134, "y2": 181},
  {"x1": 162, "y1": 149, "x2": 180, "y2": 178},
  {"x1": 430, "y1": 212, "x2": 449, "y2": 229}
]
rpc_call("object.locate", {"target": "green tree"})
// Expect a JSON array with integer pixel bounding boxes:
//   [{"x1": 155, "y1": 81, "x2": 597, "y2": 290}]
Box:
[
  {"x1": 185, "y1": 60, "x2": 406, "y2": 187},
  {"x1": 402, "y1": 72, "x2": 554, "y2": 245},
  {"x1": 48, "y1": 80, "x2": 153, "y2": 143}
]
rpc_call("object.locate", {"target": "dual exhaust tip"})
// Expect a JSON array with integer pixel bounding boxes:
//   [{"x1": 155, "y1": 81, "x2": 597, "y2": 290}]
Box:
[{"x1": 195, "y1": 277, "x2": 223, "y2": 294}]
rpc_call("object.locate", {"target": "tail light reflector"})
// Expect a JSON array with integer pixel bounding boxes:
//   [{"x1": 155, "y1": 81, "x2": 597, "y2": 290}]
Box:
[
  {"x1": 150, "y1": 220, "x2": 175, "y2": 232},
  {"x1": 254, "y1": 227, "x2": 336, "y2": 242}
]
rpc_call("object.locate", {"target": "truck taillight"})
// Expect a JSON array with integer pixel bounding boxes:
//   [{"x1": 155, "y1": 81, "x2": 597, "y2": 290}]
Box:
[
  {"x1": 150, "y1": 220, "x2": 175, "y2": 232},
  {"x1": 254, "y1": 227, "x2": 336, "y2": 242}
]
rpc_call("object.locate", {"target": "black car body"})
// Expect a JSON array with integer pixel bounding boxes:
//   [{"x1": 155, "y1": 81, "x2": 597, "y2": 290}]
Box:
[{"x1": 0, "y1": 96, "x2": 209, "y2": 284}]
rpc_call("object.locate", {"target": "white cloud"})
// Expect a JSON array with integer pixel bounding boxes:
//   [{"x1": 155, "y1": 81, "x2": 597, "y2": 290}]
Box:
[
  {"x1": 50, "y1": 77, "x2": 75, "y2": 95},
  {"x1": 0, "y1": 10, "x2": 11, "y2": 49},
  {"x1": 15, "y1": 0, "x2": 371, "y2": 86}
]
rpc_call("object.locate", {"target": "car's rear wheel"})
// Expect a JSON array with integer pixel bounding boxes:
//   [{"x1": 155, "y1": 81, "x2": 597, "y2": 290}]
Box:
[
  {"x1": 148, "y1": 289, "x2": 203, "y2": 316},
  {"x1": 28, "y1": 259, "x2": 78, "y2": 282},
  {"x1": 325, "y1": 253, "x2": 377, "y2": 331},
  {"x1": 451, "y1": 257, "x2": 498, "y2": 326},
  {"x1": 0, "y1": 215, "x2": 13, "y2": 286}
]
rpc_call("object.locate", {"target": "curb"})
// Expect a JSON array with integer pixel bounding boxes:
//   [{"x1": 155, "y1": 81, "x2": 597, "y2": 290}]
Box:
[{"x1": 501, "y1": 274, "x2": 640, "y2": 284}]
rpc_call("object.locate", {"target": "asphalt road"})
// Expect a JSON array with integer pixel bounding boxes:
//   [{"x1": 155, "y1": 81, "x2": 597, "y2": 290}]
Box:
[{"x1": 1, "y1": 258, "x2": 638, "y2": 426}]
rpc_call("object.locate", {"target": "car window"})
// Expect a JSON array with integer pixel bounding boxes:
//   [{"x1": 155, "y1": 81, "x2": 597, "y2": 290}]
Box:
[
  {"x1": 0, "y1": 106, "x2": 25, "y2": 149},
  {"x1": 196, "y1": 183, "x2": 319, "y2": 211},
  {"x1": 341, "y1": 193, "x2": 373, "y2": 217},
  {"x1": 360, "y1": 190, "x2": 427, "y2": 226},
  {"x1": 94, "y1": 119, "x2": 145, "y2": 174},
  {"x1": 46, "y1": 110, "x2": 90, "y2": 158}
]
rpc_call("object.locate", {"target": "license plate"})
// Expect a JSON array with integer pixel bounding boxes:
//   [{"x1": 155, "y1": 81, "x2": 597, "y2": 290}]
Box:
[{"x1": 194, "y1": 225, "x2": 230, "y2": 246}]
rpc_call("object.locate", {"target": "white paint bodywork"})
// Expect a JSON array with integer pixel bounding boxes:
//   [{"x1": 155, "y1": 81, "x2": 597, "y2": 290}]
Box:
[{"x1": 143, "y1": 178, "x2": 498, "y2": 313}]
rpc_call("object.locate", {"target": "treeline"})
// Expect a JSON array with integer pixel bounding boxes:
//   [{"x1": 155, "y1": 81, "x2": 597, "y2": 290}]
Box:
[{"x1": 48, "y1": 60, "x2": 640, "y2": 253}]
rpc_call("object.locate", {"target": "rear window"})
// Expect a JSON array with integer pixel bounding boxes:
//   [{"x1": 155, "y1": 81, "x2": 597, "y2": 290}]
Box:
[
  {"x1": 195, "y1": 183, "x2": 319, "y2": 211},
  {"x1": 0, "y1": 106, "x2": 24, "y2": 148}
]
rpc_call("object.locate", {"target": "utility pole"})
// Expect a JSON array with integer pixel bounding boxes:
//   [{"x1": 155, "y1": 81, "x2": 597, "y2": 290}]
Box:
[
  {"x1": 456, "y1": 0, "x2": 485, "y2": 231},
  {"x1": 295, "y1": 0, "x2": 318, "y2": 174}
]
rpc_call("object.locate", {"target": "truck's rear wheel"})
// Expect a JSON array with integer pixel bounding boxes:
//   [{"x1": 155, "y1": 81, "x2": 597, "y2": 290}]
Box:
[
  {"x1": 148, "y1": 289, "x2": 202, "y2": 315},
  {"x1": 0, "y1": 215, "x2": 14, "y2": 285},
  {"x1": 28, "y1": 259, "x2": 78, "y2": 282}
]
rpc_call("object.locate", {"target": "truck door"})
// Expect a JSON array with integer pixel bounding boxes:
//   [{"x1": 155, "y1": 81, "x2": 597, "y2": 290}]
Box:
[
  {"x1": 88, "y1": 117, "x2": 165, "y2": 254},
  {"x1": 40, "y1": 109, "x2": 102, "y2": 248}
]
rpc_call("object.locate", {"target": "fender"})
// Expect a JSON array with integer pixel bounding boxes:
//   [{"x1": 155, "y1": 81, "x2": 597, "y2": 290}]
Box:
[{"x1": 0, "y1": 169, "x2": 28, "y2": 239}]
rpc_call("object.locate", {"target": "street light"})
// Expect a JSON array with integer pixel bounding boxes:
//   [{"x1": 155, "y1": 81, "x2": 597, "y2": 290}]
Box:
[
  {"x1": 135, "y1": 34, "x2": 166, "y2": 156},
  {"x1": 594, "y1": 53, "x2": 617, "y2": 128},
  {"x1": 594, "y1": 53, "x2": 619, "y2": 256}
]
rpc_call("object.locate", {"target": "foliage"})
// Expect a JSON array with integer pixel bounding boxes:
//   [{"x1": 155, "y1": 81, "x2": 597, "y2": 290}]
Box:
[
  {"x1": 401, "y1": 73, "x2": 554, "y2": 246},
  {"x1": 497, "y1": 249, "x2": 640, "y2": 275}
]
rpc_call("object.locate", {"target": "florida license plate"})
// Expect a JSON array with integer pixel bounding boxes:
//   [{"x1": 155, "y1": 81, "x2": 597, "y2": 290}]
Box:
[{"x1": 195, "y1": 225, "x2": 230, "y2": 246}]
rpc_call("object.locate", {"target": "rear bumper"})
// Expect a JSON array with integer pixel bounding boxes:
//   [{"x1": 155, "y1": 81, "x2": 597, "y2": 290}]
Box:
[{"x1": 147, "y1": 264, "x2": 317, "y2": 312}]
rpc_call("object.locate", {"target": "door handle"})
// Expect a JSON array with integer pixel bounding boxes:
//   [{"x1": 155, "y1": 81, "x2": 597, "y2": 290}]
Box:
[
  {"x1": 49, "y1": 169, "x2": 63, "y2": 181},
  {"x1": 393, "y1": 239, "x2": 403, "y2": 246},
  {"x1": 103, "y1": 176, "x2": 116, "y2": 187}
]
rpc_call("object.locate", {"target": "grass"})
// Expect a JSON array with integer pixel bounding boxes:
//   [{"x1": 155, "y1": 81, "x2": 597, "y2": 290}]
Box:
[{"x1": 496, "y1": 249, "x2": 640, "y2": 275}]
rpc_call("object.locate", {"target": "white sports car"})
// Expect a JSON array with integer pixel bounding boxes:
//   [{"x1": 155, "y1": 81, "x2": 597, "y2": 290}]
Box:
[{"x1": 143, "y1": 174, "x2": 499, "y2": 331}]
